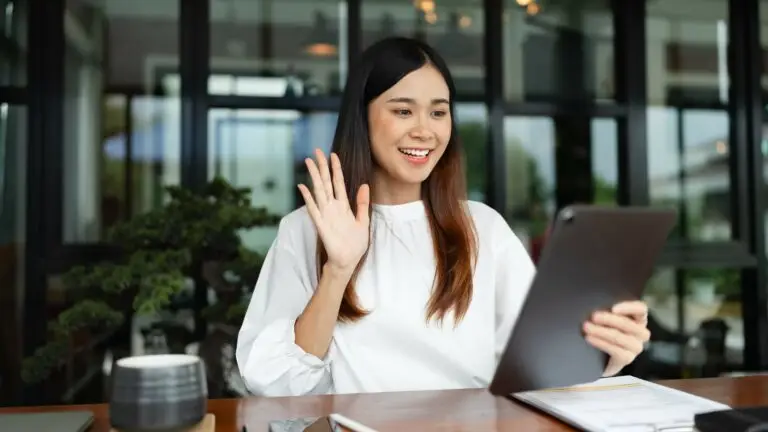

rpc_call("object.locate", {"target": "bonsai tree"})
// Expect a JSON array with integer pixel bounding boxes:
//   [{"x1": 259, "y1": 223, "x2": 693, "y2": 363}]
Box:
[{"x1": 21, "y1": 177, "x2": 280, "y2": 384}]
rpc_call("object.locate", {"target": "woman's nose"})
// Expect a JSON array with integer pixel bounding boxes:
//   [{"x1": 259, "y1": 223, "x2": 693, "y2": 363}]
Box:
[
  {"x1": 408, "y1": 114, "x2": 434, "y2": 141},
  {"x1": 408, "y1": 124, "x2": 433, "y2": 141}
]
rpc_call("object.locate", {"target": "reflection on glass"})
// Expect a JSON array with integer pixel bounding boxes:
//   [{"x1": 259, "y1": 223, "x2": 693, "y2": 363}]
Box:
[
  {"x1": 362, "y1": 0, "x2": 484, "y2": 96},
  {"x1": 647, "y1": 107, "x2": 731, "y2": 241},
  {"x1": 0, "y1": 0, "x2": 26, "y2": 85},
  {"x1": 502, "y1": 0, "x2": 614, "y2": 102},
  {"x1": 64, "y1": 0, "x2": 181, "y2": 242},
  {"x1": 646, "y1": 0, "x2": 731, "y2": 241},
  {"x1": 503, "y1": 116, "x2": 617, "y2": 258},
  {"x1": 208, "y1": 104, "x2": 488, "y2": 251},
  {"x1": 101, "y1": 95, "x2": 128, "y2": 233},
  {"x1": 208, "y1": 109, "x2": 337, "y2": 253},
  {"x1": 646, "y1": 1, "x2": 728, "y2": 106},
  {"x1": 209, "y1": 0, "x2": 348, "y2": 97},
  {"x1": 759, "y1": 1, "x2": 768, "y2": 264},
  {"x1": 101, "y1": 94, "x2": 182, "y2": 234},
  {"x1": 0, "y1": 104, "x2": 26, "y2": 406},
  {"x1": 592, "y1": 118, "x2": 618, "y2": 205},
  {"x1": 63, "y1": 40, "x2": 104, "y2": 242},
  {"x1": 641, "y1": 267, "x2": 741, "y2": 380},
  {"x1": 129, "y1": 96, "x2": 182, "y2": 217},
  {"x1": 208, "y1": 74, "x2": 307, "y2": 97},
  {"x1": 504, "y1": 117, "x2": 556, "y2": 250}
]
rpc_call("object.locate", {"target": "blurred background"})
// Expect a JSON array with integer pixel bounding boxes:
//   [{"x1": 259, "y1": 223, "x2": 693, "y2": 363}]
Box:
[{"x1": 2, "y1": 0, "x2": 768, "y2": 406}]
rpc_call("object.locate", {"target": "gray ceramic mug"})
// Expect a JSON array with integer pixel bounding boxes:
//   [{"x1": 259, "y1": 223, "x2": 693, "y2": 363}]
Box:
[{"x1": 109, "y1": 354, "x2": 208, "y2": 432}]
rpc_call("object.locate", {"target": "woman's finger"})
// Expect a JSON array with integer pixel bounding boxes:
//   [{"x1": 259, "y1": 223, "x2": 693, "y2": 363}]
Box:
[
  {"x1": 356, "y1": 184, "x2": 370, "y2": 225},
  {"x1": 592, "y1": 311, "x2": 651, "y2": 342},
  {"x1": 612, "y1": 301, "x2": 648, "y2": 324},
  {"x1": 583, "y1": 322, "x2": 644, "y2": 355},
  {"x1": 586, "y1": 335, "x2": 635, "y2": 369},
  {"x1": 298, "y1": 184, "x2": 325, "y2": 235},
  {"x1": 305, "y1": 158, "x2": 328, "y2": 209},
  {"x1": 330, "y1": 153, "x2": 349, "y2": 205},
  {"x1": 314, "y1": 148, "x2": 334, "y2": 201}
]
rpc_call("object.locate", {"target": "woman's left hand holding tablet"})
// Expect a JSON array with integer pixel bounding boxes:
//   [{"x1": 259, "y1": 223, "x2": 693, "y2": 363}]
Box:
[{"x1": 582, "y1": 300, "x2": 651, "y2": 376}]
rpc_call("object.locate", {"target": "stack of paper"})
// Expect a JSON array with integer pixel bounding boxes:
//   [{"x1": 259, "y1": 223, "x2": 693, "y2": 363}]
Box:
[{"x1": 512, "y1": 375, "x2": 729, "y2": 431}]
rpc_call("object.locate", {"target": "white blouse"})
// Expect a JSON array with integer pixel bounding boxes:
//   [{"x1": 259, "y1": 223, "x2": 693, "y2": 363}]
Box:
[{"x1": 235, "y1": 200, "x2": 536, "y2": 397}]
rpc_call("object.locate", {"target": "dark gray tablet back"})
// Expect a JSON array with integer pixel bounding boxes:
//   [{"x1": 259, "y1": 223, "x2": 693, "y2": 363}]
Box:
[
  {"x1": 0, "y1": 411, "x2": 94, "y2": 432},
  {"x1": 489, "y1": 205, "x2": 677, "y2": 395}
]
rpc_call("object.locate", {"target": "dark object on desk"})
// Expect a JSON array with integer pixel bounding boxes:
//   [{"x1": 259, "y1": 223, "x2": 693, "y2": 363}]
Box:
[
  {"x1": 109, "y1": 354, "x2": 207, "y2": 432},
  {"x1": 0, "y1": 411, "x2": 93, "y2": 432},
  {"x1": 695, "y1": 406, "x2": 768, "y2": 431},
  {"x1": 699, "y1": 317, "x2": 730, "y2": 377},
  {"x1": 489, "y1": 205, "x2": 677, "y2": 395}
]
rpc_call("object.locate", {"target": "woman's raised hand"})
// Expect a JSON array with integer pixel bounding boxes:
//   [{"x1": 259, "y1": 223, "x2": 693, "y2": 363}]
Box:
[{"x1": 298, "y1": 149, "x2": 371, "y2": 276}]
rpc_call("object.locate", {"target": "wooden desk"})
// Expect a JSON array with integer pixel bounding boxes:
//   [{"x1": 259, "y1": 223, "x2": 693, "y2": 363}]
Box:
[{"x1": 3, "y1": 376, "x2": 768, "y2": 431}]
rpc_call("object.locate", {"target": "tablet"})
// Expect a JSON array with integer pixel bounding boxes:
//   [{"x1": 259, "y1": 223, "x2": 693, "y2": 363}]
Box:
[{"x1": 488, "y1": 205, "x2": 677, "y2": 396}]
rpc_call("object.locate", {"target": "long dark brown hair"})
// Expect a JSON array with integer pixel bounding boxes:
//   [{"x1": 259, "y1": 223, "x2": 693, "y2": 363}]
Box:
[{"x1": 318, "y1": 37, "x2": 478, "y2": 326}]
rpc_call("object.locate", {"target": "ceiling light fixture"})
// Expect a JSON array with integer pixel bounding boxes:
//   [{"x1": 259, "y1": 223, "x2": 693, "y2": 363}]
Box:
[{"x1": 303, "y1": 11, "x2": 338, "y2": 57}]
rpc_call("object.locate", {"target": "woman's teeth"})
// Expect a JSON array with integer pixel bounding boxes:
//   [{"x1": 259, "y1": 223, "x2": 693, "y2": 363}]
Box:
[{"x1": 399, "y1": 148, "x2": 430, "y2": 157}]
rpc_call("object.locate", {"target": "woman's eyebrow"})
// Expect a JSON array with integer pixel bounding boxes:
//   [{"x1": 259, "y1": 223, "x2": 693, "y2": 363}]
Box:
[{"x1": 386, "y1": 97, "x2": 450, "y2": 105}]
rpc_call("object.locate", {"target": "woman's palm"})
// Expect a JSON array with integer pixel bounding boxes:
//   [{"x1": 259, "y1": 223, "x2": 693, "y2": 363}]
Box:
[{"x1": 298, "y1": 149, "x2": 370, "y2": 272}]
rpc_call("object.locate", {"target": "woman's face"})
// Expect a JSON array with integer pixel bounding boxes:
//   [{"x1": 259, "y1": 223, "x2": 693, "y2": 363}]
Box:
[{"x1": 367, "y1": 64, "x2": 452, "y2": 186}]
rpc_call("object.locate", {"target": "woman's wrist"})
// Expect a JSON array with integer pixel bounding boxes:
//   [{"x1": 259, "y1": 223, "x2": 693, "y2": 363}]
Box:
[{"x1": 323, "y1": 261, "x2": 357, "y2": 282}]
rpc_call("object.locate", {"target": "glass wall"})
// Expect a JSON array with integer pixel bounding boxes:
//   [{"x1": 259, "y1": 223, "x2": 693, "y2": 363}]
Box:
[
  {"x1": 0, "y1": 104, "x2": 26, "y2": 406},
  {"x1": 10, "y1": 0, "x2": 768, "y2": 407},
  {"x1": 207, "y1": 108, "x2": 337, "y2": 252},
  {"x1": 641, "y1": 267, "x2": 742, "y2": 379},
  {"x1": 210, "y1": 0, "x2": 347, "y2": 97},
  {"x1": 0, "y1": 0, "x2": 26, "y2": 407},
  {"x1": 455, "y1": 103, "x2": 488, "y2": 201},
  {"x1": 503, "y1": 116, "x2": 617, "y2": 256},
  {"x1": 63, "y1": 0, "x2": 181, "y2": 243},
  {"x1": 646, "y1": 1, "x2": 732, "y2": 242},
  {"x1": 500, "y1": 0, "x2": 620, "y2": 256},
  {"x1": 502, "y1": 0, "x2": 613, "y2": 103},
  {"x1": 0, "y1": 0, "x2": 26, "y2": 86},
  {"x1": 640, "y1": 0, "x2": 752, "y2": 379},
  {"x1": 760, "y1": 0, "x2": 768, "y2": 263},
  {"x1": 362, "y1": 0, "x2": 484, "y2": 96},
  {"x1": 22, "y1": 0, "x2": 184, "y2": 405}
]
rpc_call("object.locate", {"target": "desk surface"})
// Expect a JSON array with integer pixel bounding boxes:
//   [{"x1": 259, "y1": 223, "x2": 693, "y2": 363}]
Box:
[{"x1": 3, "y1": 376, "x2": 768, "y2": 431}]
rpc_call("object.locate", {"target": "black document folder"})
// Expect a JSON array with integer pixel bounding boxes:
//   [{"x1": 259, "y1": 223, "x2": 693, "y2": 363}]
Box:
[{"x1": 695, "y1": 406, "x2": 768, "y2": 432}]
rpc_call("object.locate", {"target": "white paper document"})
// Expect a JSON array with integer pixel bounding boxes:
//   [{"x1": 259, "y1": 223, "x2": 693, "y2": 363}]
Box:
[{"x1": 512, "y1": 375, "x2": 730, "y2": 431}]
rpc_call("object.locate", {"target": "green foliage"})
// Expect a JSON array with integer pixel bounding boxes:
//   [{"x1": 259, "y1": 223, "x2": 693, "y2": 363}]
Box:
[
  {"x1": 21, "y1": 177, "x2": 278, "y2": 383},
  {"x1": 527, "y1": 158, "x2": 549, "y2": 208},
  {"x1": 110, "y1": 179, "x2": 280, "y2": 256},
  {"x1": 200, "y1": 299, "x2": 251, "y2": 326},
  {"x1": 593, "y1": 176, "x2": 617, "y2": 206},
  {"x1": 457, "y1": 122, "x2": 487, "y2": 198},
  {"x1": 525, "y1": 157, "x2": 551, "y2": 237},
  {"x1": 687, "y1": 268, "x2": 740, "y2": 297},
  {"x1": 223, "y1": 246, "x2": 266, "y2": 291}
]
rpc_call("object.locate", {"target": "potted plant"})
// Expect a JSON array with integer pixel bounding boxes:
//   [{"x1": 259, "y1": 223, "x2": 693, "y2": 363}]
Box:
[
  {"x1": 686, "y1": 268, "x2": 720, "y2": 304},
  {"x1": 21, "y1": 177, "x2": 280, "y2": 397}
]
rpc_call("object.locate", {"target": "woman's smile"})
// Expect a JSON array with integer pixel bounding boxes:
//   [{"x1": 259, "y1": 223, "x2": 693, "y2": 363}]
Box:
[{"x1": 398, "y1": 147, "x2": 432, "y2": 164}]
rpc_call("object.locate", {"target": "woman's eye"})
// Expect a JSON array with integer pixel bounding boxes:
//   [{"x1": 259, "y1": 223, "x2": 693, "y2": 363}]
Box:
[
  {"x1": 432, "y1": 110, "x2": 447, "y2": 118},
  {"x1": 394, "y1": 109, "x2": 411, "y2": 116}
]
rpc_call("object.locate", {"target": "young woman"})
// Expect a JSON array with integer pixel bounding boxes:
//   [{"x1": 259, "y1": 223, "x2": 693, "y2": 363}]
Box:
[{"x1": 236, "y1": 37, "x2": 650, "y2": 397}]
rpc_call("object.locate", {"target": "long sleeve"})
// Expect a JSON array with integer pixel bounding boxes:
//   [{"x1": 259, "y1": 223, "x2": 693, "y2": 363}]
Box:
[
  {"x1": 493, "y1": 220, "x2": 537, "y2": 362},
  {"x1": 235, "y1": 215, "x2": 333, "y2": 397}
]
